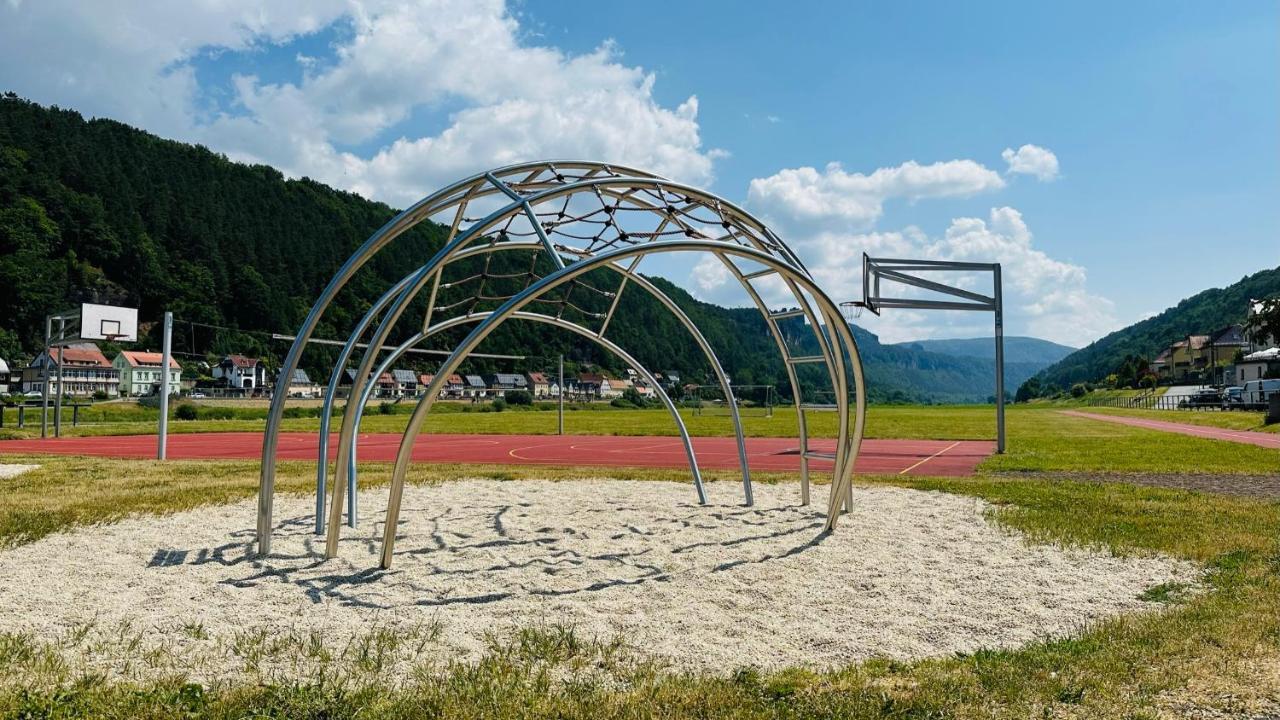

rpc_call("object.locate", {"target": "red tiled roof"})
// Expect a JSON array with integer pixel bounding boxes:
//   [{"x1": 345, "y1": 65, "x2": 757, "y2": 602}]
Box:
[
  {"x1": 447, "y1": 374, "x2": 464, "y2": 385},
  {"x1": 47, "y1": 345, "x2": 111, "y2": 367},
  {"x1": 528, "y1": 372, "x2": 549, "y2": 384},
  {"x1": 224, "y1": 354, "x2": 259, "y2": 368},
  {"x1": 420, "y1": 373, "x2": 434, "y2": 385},
  {"x1": 118, "y1": 351, "x2": 180, "y2": 368}
]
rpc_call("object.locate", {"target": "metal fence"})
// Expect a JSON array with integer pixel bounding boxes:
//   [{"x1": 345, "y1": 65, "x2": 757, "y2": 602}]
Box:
[{"x1": 1084, "y1": 392, "x2": 1255, "y2": 412}]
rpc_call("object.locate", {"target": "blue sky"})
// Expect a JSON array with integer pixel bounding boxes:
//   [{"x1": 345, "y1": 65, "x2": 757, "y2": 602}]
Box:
[{"x1": 1, "y1": 0, "x2": 1275, "y2": 346}]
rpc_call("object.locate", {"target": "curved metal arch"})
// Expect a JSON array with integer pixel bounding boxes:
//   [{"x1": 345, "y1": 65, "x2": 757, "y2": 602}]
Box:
[
  {"x1": 259, "y1": 161, "x2": 666, "y2": 551},
  {"x1": 304, "y1": 239, "x2": 751, "y2": 537},
  {"x1": 368, "y1": 239, "x2": 863, "y2": 569},
  {"x1": 339, "y1": 310, "x2": 709, "y2": 527},
  {"x1": 318, "y1": 175, "x2": 815, "y2": 553}
]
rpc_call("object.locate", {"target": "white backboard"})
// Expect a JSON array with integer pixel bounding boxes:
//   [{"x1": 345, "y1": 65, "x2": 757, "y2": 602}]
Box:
[{"x1": 79, "y1": 303, "x2": 138, "y2": 342}]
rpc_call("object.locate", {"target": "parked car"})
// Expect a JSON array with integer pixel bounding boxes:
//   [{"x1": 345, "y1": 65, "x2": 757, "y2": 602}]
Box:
[
  {"x1": 1222, "y1": 386, "x2": 1244, "y2": 408},
  {"x1": 1180, "y1": 388, "x2": 1222, "y2": 408},
  {"x1": 1241, "y1": 379, "x2": 1280, "y2": 409},
  {"x1": 190, "y1": 392, "x2": 207, "y2": 399}
]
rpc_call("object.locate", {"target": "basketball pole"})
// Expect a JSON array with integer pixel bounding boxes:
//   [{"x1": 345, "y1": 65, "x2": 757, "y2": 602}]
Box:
[
  {"x1": 158, "y1": 311, "x2": 172, "y2": 460},
  {"x1": 40, "y1": 316, "x2": 50, "y2": 439},
  {"x1": 994, "y1": 264, "x2": 1005, "y2": 454}
]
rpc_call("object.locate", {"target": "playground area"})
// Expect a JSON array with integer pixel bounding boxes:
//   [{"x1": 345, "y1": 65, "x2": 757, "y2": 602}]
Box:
[{"x1": 0, "y1": 471, "x2": 1198, "y2": 683}]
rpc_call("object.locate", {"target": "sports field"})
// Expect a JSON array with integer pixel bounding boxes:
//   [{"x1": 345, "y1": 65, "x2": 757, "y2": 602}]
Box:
[{"x1": 0, "y1": 401, "x2": 1277, "y2": 718}]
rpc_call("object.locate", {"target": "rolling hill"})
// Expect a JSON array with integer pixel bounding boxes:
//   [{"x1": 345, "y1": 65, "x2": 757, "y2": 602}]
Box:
[
  {"x1": 1021, "y1": 267, "x2": 1280, "y2": 396},
  {"x1": 891, "y1": 336, "x2": 1075, "y2": 365}
]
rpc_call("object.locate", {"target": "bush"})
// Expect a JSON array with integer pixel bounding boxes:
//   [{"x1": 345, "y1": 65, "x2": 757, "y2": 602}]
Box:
[
  {"x1": 174, "y1": 403, "x2": 199, "y2": 421},
  {"x1": 504, "y1": 389, "x2": 532, "y2": 406},
  {"x1": 1070, "y1": 382, "x2": 1088, "y2": 398},
  {"x1": 621, "y1": 387, "x2": 647, "y2": 407},
  {"x1": 491, "y1": 397, "x2": 507, "y2": 412},
  {"x1": 610, "y1": 397, "x2": 636, "y2": 409},
  {"x1": 92, "y1": 390, "x2": 108, "y2": 401}
]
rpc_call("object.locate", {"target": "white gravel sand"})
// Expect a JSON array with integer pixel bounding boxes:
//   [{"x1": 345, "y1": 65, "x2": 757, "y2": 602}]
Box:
[
  {"x1": 0, "y1": 479, "x2": 1197, "y2": 681},
  {"x1": 0, "y1": 463, "x2": 39, "y2": 479}
]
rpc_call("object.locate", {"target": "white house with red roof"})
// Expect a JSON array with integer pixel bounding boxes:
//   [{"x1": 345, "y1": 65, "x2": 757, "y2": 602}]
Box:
[
  {"x1": 112, "y1": 350, "x2": 182, "y2": 397},
  {"x1": 21, "y1": 344, "x2": 119, "y2": 397},
  {"x1": 213, "y1": 354, "x2": 266, "y2": 390}
]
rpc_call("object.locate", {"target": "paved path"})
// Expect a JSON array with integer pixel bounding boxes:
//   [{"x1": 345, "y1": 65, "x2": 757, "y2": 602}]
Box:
[
  {"x1": 1060, "y1": 410, "x2": 1280, "y2": 449},
  {"x1": 0, "y1": 432, "x2": 995, "y2": 476}
]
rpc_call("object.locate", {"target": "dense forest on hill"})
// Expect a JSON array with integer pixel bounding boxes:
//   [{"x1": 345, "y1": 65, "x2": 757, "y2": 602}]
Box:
[
  {"x1": 1, "y1": 95, "x2": 1045, "y2": 403},
  {"x1": 1020, "y1": 266, "x2": 1280, "y2": 396}
]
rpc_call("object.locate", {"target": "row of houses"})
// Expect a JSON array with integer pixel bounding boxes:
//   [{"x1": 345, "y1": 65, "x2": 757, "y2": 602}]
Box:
[
  {"x1": 0, "y1": 343, "x2": 679, "y2": 402},
  {"x1": 1149, "y1": 301, "x2": 1278, "y2": 386},
  {"x1": 335, "y1": 369, "x2": 661, "y2": 401},
  {"x1": 2, "y1": 345, "x2": 182, "y2": 398}
]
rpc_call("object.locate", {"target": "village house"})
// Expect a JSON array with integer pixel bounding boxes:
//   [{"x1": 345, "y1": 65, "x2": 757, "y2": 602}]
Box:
[
  {"x1": 22, "y1": 344, "x2": 119, "y2": 397},
  {"x1": 599, "y1": 376, "x2": 627, "y2": 399},
  {"x1": 444, "y1": 374, "x2": 466, "y2": 398},
  {"x1": 392, "y1": 369, "x2": 418, "y2": 397},
  {"x1": 213, "y1": 355, "x2": 267, "y2": 390},
  {"x1": 1236, "y1": 348, "x2": 1279, "y2": 385},
  {"x1": 375, "y1": 371, "x2": 397, "y2": 398},
  {"x1": 526, "y1": 371, "x2": 554, "y2": 398},
  {"x1": 113, "y1": 350, "x2": 182, "y2": 397},
  {"x1": 576, "y1": 372, "x2": 604, "y2": 399},
  {"x1": 488, "y1": 373, "x2": 527, "y2": 396},
  {"x1": 287, "y1": 369, "x2": 321, "y2": 398},
  {"x1": 463, "y1": 374, "x2": 487, "y2": 398},
  {"x1": 0, "y1": 358, "x2": 10, "y2": 394}
]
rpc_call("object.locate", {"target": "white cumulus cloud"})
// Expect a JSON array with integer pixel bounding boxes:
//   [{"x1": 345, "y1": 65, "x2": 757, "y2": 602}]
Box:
[
  {"x1": 715, "y1": 153, "x2": 1114, "y2": 345},
  {"x1": 0, "y1": 0, "x2": 723, "y2": 207},
  {"x1": 1001, "y1": 144, "x2": 1060, "y2": 181},
  {"x1": 747, "y1": 159, "x2": 1005, "y2": 232}
]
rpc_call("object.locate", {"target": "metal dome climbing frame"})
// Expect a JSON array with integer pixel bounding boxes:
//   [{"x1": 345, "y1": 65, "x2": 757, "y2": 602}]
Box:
[{"x1": 256, "y1": 161, "x2": 866, "y2": 569}]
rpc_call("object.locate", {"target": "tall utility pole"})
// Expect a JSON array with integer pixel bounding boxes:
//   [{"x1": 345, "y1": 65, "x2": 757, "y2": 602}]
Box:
[
  {"x1": 158, "y1": 311, "x2": 172, "y2": 460},
  {"x1": 557, "y1": 354, "x2": 564, "y2": 435}
]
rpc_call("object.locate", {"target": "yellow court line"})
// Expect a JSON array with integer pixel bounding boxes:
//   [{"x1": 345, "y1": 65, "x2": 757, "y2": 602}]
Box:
[{"x1": 898, "y1": 441, "x2": 961, "y2": 475}]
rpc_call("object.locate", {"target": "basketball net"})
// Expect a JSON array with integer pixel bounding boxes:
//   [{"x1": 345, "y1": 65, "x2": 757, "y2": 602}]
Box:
[{"x1": 839, "y1": 301, "x2": 865, "y2": 323}]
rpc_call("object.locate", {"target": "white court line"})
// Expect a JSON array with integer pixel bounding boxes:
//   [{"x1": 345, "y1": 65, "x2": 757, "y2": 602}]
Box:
[{"x1": 897, "y1": 441, "x2": 961, "y2": 475}]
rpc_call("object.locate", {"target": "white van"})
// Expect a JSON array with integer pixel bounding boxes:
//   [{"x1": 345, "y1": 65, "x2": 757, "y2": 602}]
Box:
[{"x1": 1241, "y1": 379, "x2": 1280, "y2": 408}]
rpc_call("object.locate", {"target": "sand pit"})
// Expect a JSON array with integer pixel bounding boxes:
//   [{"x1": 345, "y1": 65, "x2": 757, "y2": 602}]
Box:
[
  {"x1": 0, "y1": 463, "x2": 39, "y2": 479},
  {"x1": 0, "y1": 478, "x2": 1197, "y2": 682}
]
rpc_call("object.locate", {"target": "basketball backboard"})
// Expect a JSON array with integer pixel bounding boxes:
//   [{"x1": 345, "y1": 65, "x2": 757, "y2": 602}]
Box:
[{"x1": 78, "y1": 303, "x2": 138, "y2": 342}]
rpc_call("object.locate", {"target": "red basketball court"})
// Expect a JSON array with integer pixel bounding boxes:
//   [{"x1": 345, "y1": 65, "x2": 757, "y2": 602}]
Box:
[{"x1": 0, "y1": 432, "x2": 994, "y2": 476}]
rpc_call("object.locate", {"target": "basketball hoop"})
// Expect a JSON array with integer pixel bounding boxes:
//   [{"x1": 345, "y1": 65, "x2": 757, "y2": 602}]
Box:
[{"x1": 840, "y1": 301, "x2": 866, "y2": 323}]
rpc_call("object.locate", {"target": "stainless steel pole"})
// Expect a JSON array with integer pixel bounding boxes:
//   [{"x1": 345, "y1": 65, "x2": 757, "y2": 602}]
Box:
[
  {"x1": 40, "y1": 316, "x2": 50, "y2": 439},
  {"x1": 994, "y1": 264, "x2": 1005, "y2": 454},
  {"x1": 557, "y1": 355, "x2": 564, "y2": 435},
  {"x1": 54, "y1": 326, "x2": 65, "y2": 438},
  {"x1": 158, "y1": 311, "x2": 172, "y2": 460}
]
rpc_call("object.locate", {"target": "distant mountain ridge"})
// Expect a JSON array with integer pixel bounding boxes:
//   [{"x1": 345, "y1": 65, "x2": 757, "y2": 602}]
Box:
[
  {"x1": 891, "y1": 336, "x2": 1075, "y2": 365},
  {"x1": 1021, "y1": 267, "x2": 1280, "y2": 395}
]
